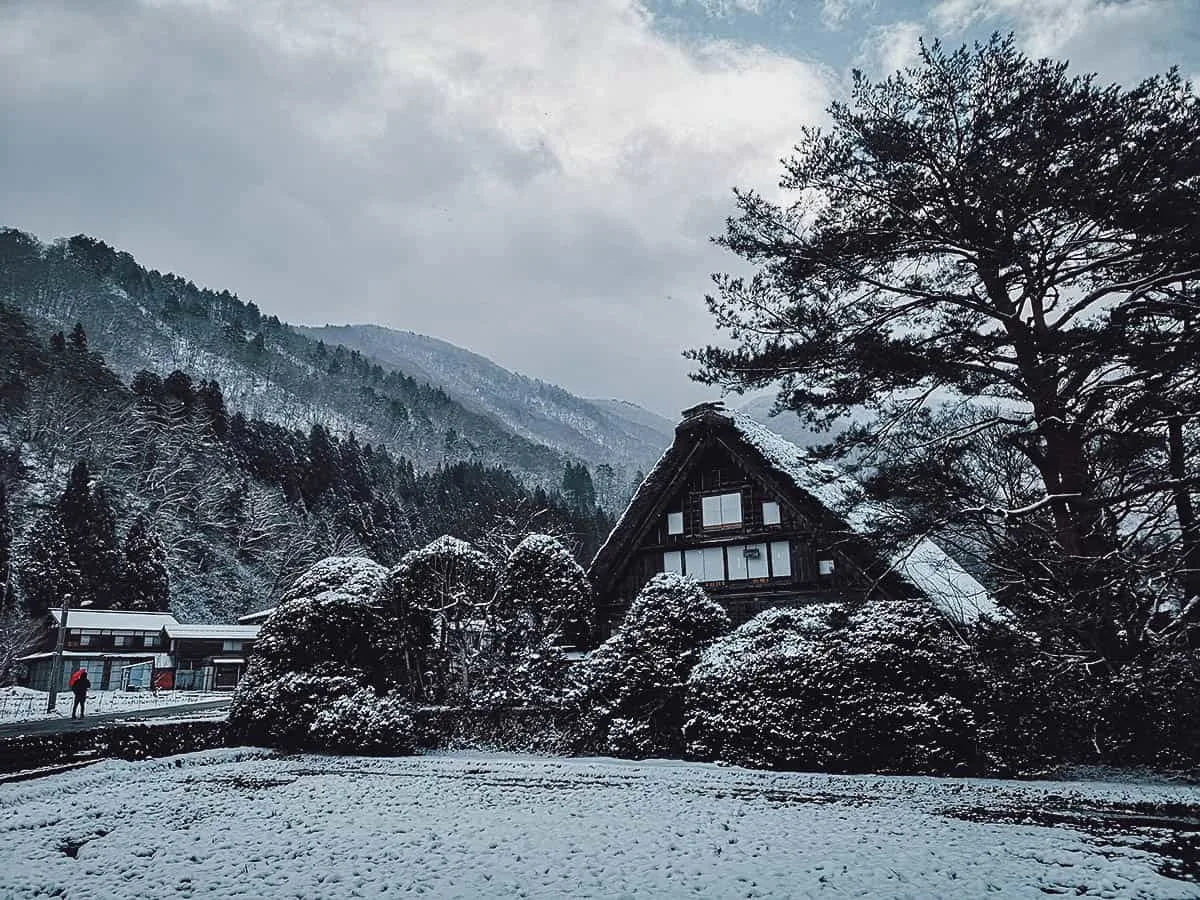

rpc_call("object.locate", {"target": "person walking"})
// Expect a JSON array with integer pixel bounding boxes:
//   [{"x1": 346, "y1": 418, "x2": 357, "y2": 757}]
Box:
[{"x1": 69, "y1": 669, "x2": 91, "y2": 720}]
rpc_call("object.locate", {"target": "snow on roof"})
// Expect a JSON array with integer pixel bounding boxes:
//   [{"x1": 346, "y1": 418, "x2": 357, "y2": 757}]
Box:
[
  {"x1": 49, "y1": 609, "x2": 180, "y2": 632},
  {"x1": 238, "y1": 608, "x2": 276, "y2": 624},
  {"x1": 727, "y1": 410, "x2": 997, "y2": 622},
  {"x1": 165, "y1": 625, "x2": 260, "y2": 640}
]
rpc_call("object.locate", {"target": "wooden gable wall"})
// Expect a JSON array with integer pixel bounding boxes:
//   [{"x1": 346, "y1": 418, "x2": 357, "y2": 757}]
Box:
[{"x1": 595, "y1": 435, "x2": 885, "y2": 637}]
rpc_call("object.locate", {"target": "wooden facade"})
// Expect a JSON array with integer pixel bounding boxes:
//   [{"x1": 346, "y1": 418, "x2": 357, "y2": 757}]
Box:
[{"x1": 589, "y1": 403, "x2": 921, "y2": 639}]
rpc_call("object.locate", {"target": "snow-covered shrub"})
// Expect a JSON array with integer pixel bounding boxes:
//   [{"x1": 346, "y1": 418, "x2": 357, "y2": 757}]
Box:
[
  {"x1": 572, "y1": 573, "x2": 730, "y2": 758},
  {"x1": 474, "y1": 534, "x2": 592, "y2": 709},
  {"x1": 687, "y1": 600, "x2": 984, "y2": 775},
  {"x1": 229, "y1": 555, "x2": 402, "y2": 749},
  {"x1": 382, "y1": 536, "x2": 495, "y2": 702},
  {"x1": 229, "y1": 672, "x2": 359, "y2": 749},
  {"x1": 309, "y1": 689, "x2": 416, "y2": 754},
  {"x1": 685, "y1": 606, "x2": 839, "y2": 770},
  {"x1": 493, "y1": 534, "x2": 592, "y2": 650},
  {"x1": 1093, "y1": 648, "x2": 1200, "y2": 769},
  {"x1": 280, "y1": 555, "x2": 388, "y2": 603}
]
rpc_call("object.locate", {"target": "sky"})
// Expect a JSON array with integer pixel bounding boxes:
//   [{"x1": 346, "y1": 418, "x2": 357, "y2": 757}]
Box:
[{"x1": 2, "y1": 0, "x2": 1197, "y2": 418}]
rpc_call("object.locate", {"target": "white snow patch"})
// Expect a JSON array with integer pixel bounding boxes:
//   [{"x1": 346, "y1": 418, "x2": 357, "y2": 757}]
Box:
[{"x1": 0, "y1": 751, "x2": 1195, "y2": 898}]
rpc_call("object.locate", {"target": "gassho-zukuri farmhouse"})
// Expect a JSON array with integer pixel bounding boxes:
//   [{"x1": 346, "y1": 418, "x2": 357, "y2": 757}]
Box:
[{"x1": 588, "y1": 401, "x2": 996, "y2": 639}]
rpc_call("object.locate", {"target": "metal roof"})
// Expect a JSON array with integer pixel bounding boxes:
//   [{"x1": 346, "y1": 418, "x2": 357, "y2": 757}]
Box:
[
  {"x1": 164, "y1": 624, "x2": 260, "y2": 640},
  {"x1": 49, "y1": 609, "x2": 180, "y2": 632}
]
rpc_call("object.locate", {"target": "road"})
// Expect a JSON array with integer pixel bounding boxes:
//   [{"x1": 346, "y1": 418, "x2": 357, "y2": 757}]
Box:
[{"x1": 0, "y1": 698, "x2": 232, "y2": 740}]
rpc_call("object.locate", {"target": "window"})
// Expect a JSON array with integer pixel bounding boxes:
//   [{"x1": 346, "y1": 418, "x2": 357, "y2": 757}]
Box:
[
  {"x1": 114, "y1": 635, "x2": 130, "y2": 647},
  {"x1": 728, "y1": 543, "x2": 769, "y2": 580},
  {"x1": 79, "y1": 634, "x2": 94, "y2": 647},
  {"x1": 770, "y1": 541, "x2": 792, "y2": 578},
  {"x1": 762, "y1": 501, "x2": 781, "y2": 526},
  {"x1": 701, "y1": 492, "x2": 742, "y2": 527},
  {"x1": 666, "y1": 512, "x2": 684, "y2": 535},
  {"x1": 663, "y1": 551, "x2": 683, "y2": 575},
  {"x1": 818, "y1": 558, "x2": 836, "y2": 576},
  {"x1": 684, "y1": 546, "x2": 726, "y2": 582}
]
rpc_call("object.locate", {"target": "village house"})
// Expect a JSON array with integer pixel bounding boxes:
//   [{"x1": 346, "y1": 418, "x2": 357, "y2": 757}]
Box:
[
  {"x1": 19, "y1": 609, "x2": 259, "y2": 693},
  {"x1": 588, "y1": 402, "x2": 995, "y2": 639}
]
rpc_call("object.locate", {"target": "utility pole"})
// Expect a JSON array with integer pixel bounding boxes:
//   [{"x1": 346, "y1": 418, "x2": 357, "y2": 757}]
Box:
[{"x1": 46, "y1": 593, "x2": 74, "y2": 714}]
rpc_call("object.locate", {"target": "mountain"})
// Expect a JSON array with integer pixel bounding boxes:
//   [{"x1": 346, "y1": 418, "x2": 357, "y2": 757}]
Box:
[
  {"x1": 0, "y1": 260, "x2": 614, "y2": 624},
  {"x1": 297, "y1": 324, "x2": 674, "y2": 489},
  {"x1": 735, "y1": 395, "x2": 832, "y2": 449},
  {"x1": 0, "y1": 229, "x2": 651, "y2": 493}
]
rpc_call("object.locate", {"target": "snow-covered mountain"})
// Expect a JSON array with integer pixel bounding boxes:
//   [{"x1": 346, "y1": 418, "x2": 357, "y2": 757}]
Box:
[{"x1": 298, "y1": 325, "x2": 674, "y2": 479}]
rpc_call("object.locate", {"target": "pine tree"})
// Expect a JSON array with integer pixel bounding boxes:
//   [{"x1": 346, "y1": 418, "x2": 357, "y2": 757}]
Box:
[
  {"x1": 0, "y1": 480, "x2": 10, "y2": 606},
  {"x1": 48, "y1": 331, "x2": 66, "y2": 353},
  {"x1": 57, "y1": 461, "x2": 121, "y2": 608},
  {"x1": 120, "y1": 514, "x2": 169, "y2": 611},
  {"x1": 17, "y1": 511, "x2": 79, "y2": 616},
  {"x1": 68, "y1": 322, "x2": 87, "y2": 352}
]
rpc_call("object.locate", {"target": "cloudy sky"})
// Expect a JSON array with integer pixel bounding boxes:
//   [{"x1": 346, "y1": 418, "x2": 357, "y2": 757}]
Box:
[{"x1": 3, "y1": 0, "x2": 1197, "y2": 417}]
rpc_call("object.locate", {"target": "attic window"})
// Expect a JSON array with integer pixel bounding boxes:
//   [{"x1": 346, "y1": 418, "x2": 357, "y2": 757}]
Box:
[
  {"x1": 701, "y1": 492, "x2": 742, "y2": 527},
  {"x1": 666, "y1": 512, "x2": 684, "y2": 535},
  {"x1": 818, "y1": 558, "x2": 835, "y2": 576},
  {"x1": 762, "y1": 501, "x2": 781, "y2": 526}
]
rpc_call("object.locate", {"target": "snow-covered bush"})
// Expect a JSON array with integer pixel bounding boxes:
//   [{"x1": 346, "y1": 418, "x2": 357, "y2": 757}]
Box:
[
  {"x1": 473, "y1": 534, "x2": 592, "y2": 709},
  {"x1": 572, "y1": 573, "x2": 730, "y2": 758},
  {"x1": 685, "y1": 605, "x2": 839, "y2": 770},
  {"x1": 381, "y1": 536, "x2": 495, "y2": 702},
  {"x1": 687, "y1": 600, "x2": 984, "y2": 775},
  {"x1": 279, "y1": 555, "x2": 388, "y2": 603},
  {"x1": 493, "y1": 533, "x2": 592, "y2": 650},
  {"x1": 309, "y1": 689, "x2": 416, "y2": 754},
  {"x1": 229, "y1": 555, "x2": 403, "y2": 750}
]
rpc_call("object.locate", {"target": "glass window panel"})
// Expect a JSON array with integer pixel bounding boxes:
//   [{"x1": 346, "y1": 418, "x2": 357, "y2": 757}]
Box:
[
  {"x1": 667, "y1": 512, "x2": 684, "y2": 535},
  {"x1": 747, "y1": 543, "x2": 770, "y2": 579},
  {"x1": 702, "y1": 546, "x2": 726, "y2": 581},
  {"x1": 770, "y1": 541, "x2": 792, "y2": 578},
  {"x1": 762, "y1": 501, "x2": 781, "y2": 525},
  {"x1": 727, "y1": 545, "x2": 749, "y2": 580},
  {"x1": 684, "y1": 548, "x2": 705, "y2": 579},
  {"x1": 663, "y1": 550, "x2": 683, "y2": 575},
  {"x1": 721, "y1": 492, "x2": 743, "y2": 524},
  {"x1": 701, "y1": 496, "x2": 722, "y2": 526}
]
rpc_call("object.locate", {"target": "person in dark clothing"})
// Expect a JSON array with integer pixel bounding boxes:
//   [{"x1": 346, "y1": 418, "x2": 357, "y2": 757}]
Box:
[{"x1": 70, "y1": 669, "x2": 91, "y2": 719}]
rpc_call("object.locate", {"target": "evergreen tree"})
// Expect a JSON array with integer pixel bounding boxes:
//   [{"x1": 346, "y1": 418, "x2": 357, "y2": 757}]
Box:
[
  {"x1": 17, "y1": 511, "x2": 79, "y2": 616},
  {"x1": 688, "y1": 37, "x2": 1200, "y2": 663},
  {"x1": 48, "y1": 331, "x2": 66, "y2": 353},
  {"x1": 0, "y1": 480, "x2": 10, "y2": 607},
  {"x1": 57, "y1": 461, "x2": 121, "y2": 607},
  {"x1": 562, "y1": 462, "x2": 596, "y2": 512},
  {"x1": 120, "y1": 514, "x2": 170, "y2": 611},
  {"x1": 68, "y1": 322, "x2": 88, "y2": 352}
]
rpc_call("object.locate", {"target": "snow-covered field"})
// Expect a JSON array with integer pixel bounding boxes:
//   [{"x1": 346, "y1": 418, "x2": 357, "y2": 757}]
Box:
[
  {"x1": 1, "y1": 750, "x2": 1197, "y2": 898},
  {"x1": 0, "y1": 686, "x2": 229, "y2": 724}
]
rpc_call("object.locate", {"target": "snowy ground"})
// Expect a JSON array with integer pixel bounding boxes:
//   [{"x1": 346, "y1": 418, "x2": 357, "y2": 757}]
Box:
[
  {"x1": 0, "y1": 685, "x2": 229, "y2": 724},
  {"x1": 1, "y1": 751, "x2": 1198, "y2": 898}
]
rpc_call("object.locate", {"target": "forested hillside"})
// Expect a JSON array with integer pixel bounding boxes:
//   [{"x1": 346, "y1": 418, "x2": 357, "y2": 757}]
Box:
[
  {"x1": 0, "y1": 229, "x2": 588, "y2": 487},
  {"x1": 0, "y1": 303, "x2": 612, "y2": 623},
  {"x1": 298, "y1": 324, "x2": 673, "y2": 498}
]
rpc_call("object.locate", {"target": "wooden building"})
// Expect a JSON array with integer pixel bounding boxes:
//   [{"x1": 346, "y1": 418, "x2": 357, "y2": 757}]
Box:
[{"x1": 588, "y1": 402, "x2": 994, "y2": 639}]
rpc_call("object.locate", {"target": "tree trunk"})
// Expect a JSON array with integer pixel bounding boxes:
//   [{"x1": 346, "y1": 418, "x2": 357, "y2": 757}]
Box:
[{"x1": 1168, "y1": 413, "x2": 1200, "y2": 601}]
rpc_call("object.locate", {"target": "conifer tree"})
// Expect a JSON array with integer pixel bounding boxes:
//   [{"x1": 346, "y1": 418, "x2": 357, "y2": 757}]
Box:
[
  {"x1": 17, "y1": 511, "x2": 79, "y2": 616},
  {"x1": 57, "y1": 461, "x2": 121, "y2": 607},
  {"x1": 68, "y1": 322, "x2": 88, "y2": 352},
  {"x1": 120, "y1": 514, "x2": 170, "y2": 611}
]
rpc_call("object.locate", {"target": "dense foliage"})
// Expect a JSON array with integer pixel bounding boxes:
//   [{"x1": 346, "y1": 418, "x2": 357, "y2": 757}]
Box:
[
  {"x1": 572, "y1": 574, "x2": 730, "y2": 758},
  {"x1": 687, "y1": 603, "x2": 982, "y2": 774},
  {"x1": 0, "y1": 302, "x2": 612, "y2": 622}
]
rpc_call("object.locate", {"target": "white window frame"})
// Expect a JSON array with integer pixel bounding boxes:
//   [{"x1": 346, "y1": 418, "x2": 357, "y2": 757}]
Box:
[
  {"x1": 762, "y1": 501, "x2": 781, "y2": 526},
  {"x1": 818, "y1": 558, "x2": 836, "y2": 576},
  {"x1": 684, "y1": 546, "x2": 726, "y2": 582},
  {"x1": 663, "y1": 550, "x2": 683, "y2": 575},
  {"x1": 666, "y1": 511, "x2": 684, "y2": 535},
  {"x1": 728, "y1": 543, "x2": 769, "y2": 580},
  {"x1": 701, "y1": 492, "x2": 743, "y2": 528}
]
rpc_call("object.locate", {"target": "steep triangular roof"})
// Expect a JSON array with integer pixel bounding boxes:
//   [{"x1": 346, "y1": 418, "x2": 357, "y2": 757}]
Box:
[{"x1": 589, "y1": 403, "x2": 996, "y2": 624}]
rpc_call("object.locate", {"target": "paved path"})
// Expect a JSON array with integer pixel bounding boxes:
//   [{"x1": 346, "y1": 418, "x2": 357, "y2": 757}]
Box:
[{"x1": 0, "y1": 698, "x2": 231, "y2": 740}]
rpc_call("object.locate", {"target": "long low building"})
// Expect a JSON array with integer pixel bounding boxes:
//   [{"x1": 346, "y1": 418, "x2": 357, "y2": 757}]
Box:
[{"x1": 19, "y1": 608, "x2": 259, "y2": 693}]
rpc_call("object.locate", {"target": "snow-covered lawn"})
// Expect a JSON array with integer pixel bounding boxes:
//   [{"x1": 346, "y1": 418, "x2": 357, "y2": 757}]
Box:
[
  {"x1": 0, "y1": 685, "x2": 229, "y2": 724},
  {"x1": 1, "y1": 751, "x2": 1197, "y2": 898}
]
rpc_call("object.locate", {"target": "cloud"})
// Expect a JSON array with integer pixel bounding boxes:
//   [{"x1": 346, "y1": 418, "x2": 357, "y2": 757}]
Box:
[
  {"x1": 855, "y1": 21, "x2": 925, "y2": 76},
  {"x1": 0, "y1": 0, "x2": 833, "y2": 417},
  {"x1": 821, "y1": 0, "x2": 876, "y2": 30}
]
